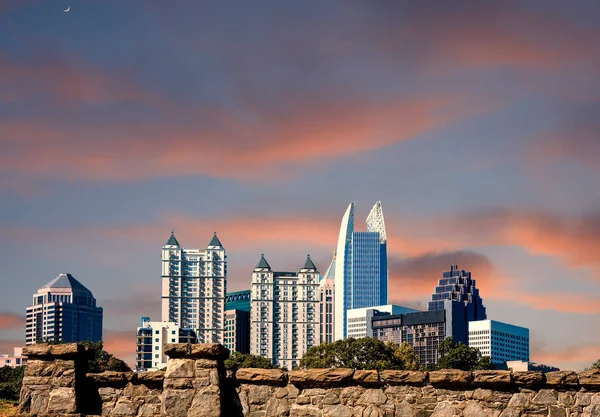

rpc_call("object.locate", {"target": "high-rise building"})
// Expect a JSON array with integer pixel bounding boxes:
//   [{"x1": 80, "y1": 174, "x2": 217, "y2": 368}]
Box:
[
  {"x1": 319, "y1": 252, "x2": 335, "y2": 344},
  {"x1": 161, "y1": 232, "x2": 227, "y2": 344},
  {"x1": 250, "y1": 254, "x2": 320, "y2": 370},
  {"x1": 428, "y1": 265, "x2": 487, "y2": 343},
  {"x1": 135, "y1": 317, "x2": 197, "y2": 371},
  {"x1": 347, "y1": 305, "x2": 417, "y2": 339},
  {"x1": 334, "y1": 201, "x2": 388, "y2": 340},
  {"x1": 25, "y1": 273, "x2": 103, "y2": 345},
  {"x1": 469, "y1": 320, "x2": 530, "y2": 366},
  {"x1": 224, "y1": 290, "x2": 251, "y2": 354},
  {"x1": 372, "y1": 301, "x2": 466, "y2": 366}
]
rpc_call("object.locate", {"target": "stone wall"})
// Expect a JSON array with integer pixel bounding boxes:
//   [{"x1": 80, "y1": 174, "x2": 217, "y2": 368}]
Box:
[{"x1": 19, "y1": 343, "x2": 600, "y2": 417}]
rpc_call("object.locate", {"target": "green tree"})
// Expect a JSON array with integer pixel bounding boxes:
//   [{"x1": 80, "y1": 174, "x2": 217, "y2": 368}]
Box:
[
  {"x1": 0, "y1": 365, "x2": 25, "y2": 401},
  {"x1": 591, "y1": 359, "x2": 600, "y2": 370},
  {"x1": 299, "y1": 338, "x2": 404, "y2": 370},
  {"x1": 224, "y1": 352, "x2": 276, "y2": 371},
  {"x1": 437, "y1": 338, "x2": 493, "y2": 371},
  {"x1": 389, "y1": 342, "x2": 420, "y2": 371},
  {"x1": 80, "y1": 341, "x2": 130, "y2": 373}
]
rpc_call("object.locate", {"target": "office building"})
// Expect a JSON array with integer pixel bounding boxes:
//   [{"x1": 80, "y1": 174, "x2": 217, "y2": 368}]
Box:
[
  {"x1": 0, "y1": 348, "x2": 27, "y2": 368},
  {"x1": 250, "y1": 254, "x2": 320, "y2": 369},
  {"x1": 334, "y1": 201, "x2": 388, "y2": 340},
  {"x1": 347, "y1": 305, "x2": 418, "y2": 339},
  {"x1": 136, "y1": 317, "x2": 197, "y2": 371},
  {"x1": 224, "y1": 290, "x2": 251, "y2": 353},
  {"x1": 319, "y1": 252, "x2": 335, "y2": 344},
  {"x1": 469, "y1": 320, "x2": 529, "y2": 366},
  {"x1": 372, "y1": 300, "x2": 468, "y2": 366},
  {"x1": 25, "y1": 273, "x2": 103, "y2": 345},
  {"x1": 161, "y1": 232, "x2": 227, "y2": 344}
]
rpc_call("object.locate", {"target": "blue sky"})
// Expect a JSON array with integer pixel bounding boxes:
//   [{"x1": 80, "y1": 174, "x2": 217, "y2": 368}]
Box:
[{"x1": 0, "y1": 0, "x2": 599, "y2": 369}]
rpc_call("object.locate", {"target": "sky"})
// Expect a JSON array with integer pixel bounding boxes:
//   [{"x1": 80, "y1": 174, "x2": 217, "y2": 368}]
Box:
[{"x1": 0, "y1": 0, "x2": 599, "y2": 370}]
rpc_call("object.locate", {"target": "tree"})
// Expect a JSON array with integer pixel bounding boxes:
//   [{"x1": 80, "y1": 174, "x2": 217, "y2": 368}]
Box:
[
  {"x1": 389, "y1": 342, "x2": 420, "y2": 371},
  {"x1": 437, "y1": 338, "x2": 494, "y2": 371},
  {"x1": 80, "y1": 341, "x2": 131, "y2": 373},
  {"x1": 299, "y1": 338, "x2": 404, "y2": 370},
  {"x1": 591, "y1": 359, "x2": 600, "y2": 370},
  {"x1": 0, "y1": 365, "x2": 25, "y2": 401},
  {"x1": 224, "y1": 352, "x2": 276, "y2": 371}
]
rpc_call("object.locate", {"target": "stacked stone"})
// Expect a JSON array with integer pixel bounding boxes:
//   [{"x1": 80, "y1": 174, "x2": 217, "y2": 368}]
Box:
[
  {"x1": 234, "y1": 368, "x2": 600, "y2": 417},
  {"x1": 161, "y1": 343, "x2": 228, "y2": 417},
  {"x1": 19, "y1": 343, "x2": 85, "y2": 416},
  {"x1": 87, "y1": 370, "x2": 164, "y2": 416}
]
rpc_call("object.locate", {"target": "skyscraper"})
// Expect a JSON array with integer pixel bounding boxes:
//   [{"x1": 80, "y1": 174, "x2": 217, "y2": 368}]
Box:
[
  {"x1": 225, "y1": 290, "x2": 251, "y2": 354},
  {"x1": 334, "y1": 201, "x2": 388, "y2": 340},
  {"x1": 469, "y1": 320, "x2": 530, "y2": 366},
  {"x1": 428, "y1": 265, "x2": 487, "y2": 344},
  {"x1": 161, "y1": 232, "x2": 226, "y2": 344},
  {"x1": 319, "y1": 252, "x2": 335, "y2": 344},
  {"x1": 25, "y1": 273, "x2": 103, "y2": 345},
  {"x1": 250, "y1": 254, "x2": 320, "y2": 369}
]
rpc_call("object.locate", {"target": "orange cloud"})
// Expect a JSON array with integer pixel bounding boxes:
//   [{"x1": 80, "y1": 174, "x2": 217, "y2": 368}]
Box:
[
  {"x1": 0, "y1": 313, "x2": 24, "y2": 330},
  {"x1": 532, "y1": 345, "x2": 600, "y2": 371},
  {"x1": 103, "y1": 330, "x2": 136, "y2": 368}
]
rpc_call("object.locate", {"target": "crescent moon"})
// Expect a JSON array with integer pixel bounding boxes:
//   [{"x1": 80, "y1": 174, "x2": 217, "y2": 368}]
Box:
[{"x1": 64, "y1": 6, "x2": 70, "y2": 12}]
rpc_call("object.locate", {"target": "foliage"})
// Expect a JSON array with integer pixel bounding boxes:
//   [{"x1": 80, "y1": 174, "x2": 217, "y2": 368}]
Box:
[
  {"x1": 591, "y1": 359, "x2": 600, "y2": 370},
  {"x1": 0, "y1": 366, "x2": 24, "y2": 401},
  {"x1": 79, "y1": 341, "x2": 131, "y2": 373},
  {"x1": 389, "y1": 341, "x2": 420, "y2": 371},
  {"x1": 437, "y1": 338, "x2": 494, "y2": 371},
  {"x1": 224, "y1": 351, "x2": 276, "y2": 371},
  {"x1": 0, "y1": 399, "x2": 19, "y2": 417},
  {"x1": 299, "y1": 338, "x2": 404, "y2": 370}
]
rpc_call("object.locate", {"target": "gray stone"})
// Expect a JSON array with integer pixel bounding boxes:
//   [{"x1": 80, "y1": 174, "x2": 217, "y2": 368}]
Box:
[
  {"x1": 138, "y1": 403, "x2": 161, "y2": 416},
  {"x1": 362, "y1": 405, "x2": 386, "y2": 417},
  {"x1": 358, "y1": 389, "x2": 388, "y2": 406},
  {"x1": 323, "y1": 390, "x2": 341, "y2": 405},
  {"x1": 430, "y1": 401, "x2": 458, "y2": 417},
  {"x1": 508, "y1": 393, "x2": 532, "y2": 408},
  {"x1": 321, "y1": 404, "x2": 354, "y2": 417},
  {"x1": 289, "y1": 368, "x2": 354, "y2": 386},
  {"x1": 395, "y1": 400, "x2": 416, "y2": 417},
  {"x1": 473, "y1": 388, "x2": 494, "y2": 402},
  {"x1": 576, "y1": 393, "x2": 593, "y2": 407},
  {"x1": 165, "y1": 358, "x2": 195, "y2": 378},
  {"x1": 266, "y1": 398, "x2": 291, "y2": 416},
  {"x1": 161, "y1": 388, "x2": 195, "y2": 416},
  {"x1": 110, "y1": 398, "x2": 138, "y2": 416},
  {"x1": 463, "y1": 401, "x2": 490, "y2": 417},
  {"x1": 187, "y1": 385, "x2": 221, "y2": 417},
  {"x1": 532, "y1": 389, "x2": 558, "y2": 405},
  {"x1": 249, "y1": 384, "x2": 274, "y2": 405},
  {"x1": 548, "y1": 405, "x2": 568, "y2": 417},
  {"x1": 47, "y1": 387, "x2": 76, "y2": 414},
  {"x1": 582, "y1": 405, "x2": 600, "y2": 417}
]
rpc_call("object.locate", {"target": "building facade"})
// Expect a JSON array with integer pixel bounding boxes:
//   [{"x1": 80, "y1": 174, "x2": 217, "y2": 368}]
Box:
[
  {"x1": 135, "y1": 317, "x2": 197, "y2": 371},
  {"x1": 0, "y1": 348, "x2": 27, "y2": 368},
  {"x1": 25, "y1": 273, "x2": 103, "y2": 345},
  {"x1": 319, "y1": 252, "x2": 335, "y2": 344},
  {"x1": 468, "y1": 320, "x2": 530, "y2": 366},
  {"x1": 334, "y1": 201, "x2": 388, "y2": 340},
  {"x1": 224, "y1": 290, "x2": 251, "y2": 353},
  {"x1": 250, "y1": 254, "x2": 320, "y2": 370},
  {"x1": 372, "y1": 301, "x2": 470, "y2": 366},
  {"x1": 161, "y1": 232, "x2": 227, "y2": 344},
  {"x1": 347, "y1": 305, "x2": 418, "y2": 339}
]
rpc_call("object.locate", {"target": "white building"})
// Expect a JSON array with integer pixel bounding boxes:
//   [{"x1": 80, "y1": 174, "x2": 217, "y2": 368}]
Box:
[
  {"x1": 251, "y1": 254, "x2": 320, "y2": 370},
  {"x1": 319, "y1": 252, "x2": 335, "y2": 344},
  {"x1": 0, "y1": 348, "x2": 27, "y2": 368},
  {"x1": 347, "y1": 305, "x2": 418, "y2": 339},
  {"x1": 135, "y1": 317, "x2": 197, "y2": 371},
  {"x1": 25, "y1": 273, "x2": 103, "y2": 345},
  {"x1": 468, "y1": 320, "x2": 530, "y2": 365},
  {"x1": 161, "y1": 232, "x2": 226, "y2": 344}
]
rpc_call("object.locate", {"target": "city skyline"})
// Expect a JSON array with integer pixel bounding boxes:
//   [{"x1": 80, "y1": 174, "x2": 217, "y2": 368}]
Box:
[{"x1": 1, "y1": 1, "x2": 599, "y2": 372}]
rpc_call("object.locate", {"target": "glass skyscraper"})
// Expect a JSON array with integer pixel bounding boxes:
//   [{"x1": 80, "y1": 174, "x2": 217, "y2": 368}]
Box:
[{"x1": 334, "y1": 201, "x2": 388, "y2": 340}]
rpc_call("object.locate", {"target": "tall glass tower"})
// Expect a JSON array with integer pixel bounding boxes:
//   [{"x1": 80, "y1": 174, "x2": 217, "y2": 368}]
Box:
[{"x1": 334, "y1": 201, "x2": 388, "y2": 340}]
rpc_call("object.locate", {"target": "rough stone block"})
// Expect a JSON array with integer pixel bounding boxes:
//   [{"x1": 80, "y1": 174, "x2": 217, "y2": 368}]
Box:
[
  {"x1": 133, "y1": 370, "x2": 164, "y2": 388},
  {"x1": 87, "y1": 371, "x2": 132, "y2": 388},
  {"x1": 194, "y1": 358, "x2": 219, "y2": 369},
  {"x1": 532, "y1": 389, "x2": 558, "y2": 405},
  {"x1": 187, "y1": 385, "x2": 221, "y2": 417},
  {"x1": 358, "y1": 388, "x2": 388, "y2": 405},
  {"x1": 248, "y1": 384, "x2": 273, "y2": 405},
  {"x1": 111, "y1": 397, "x2": 139, "y2": 416},
  {"x1": 323, "y1": 404, "x2": 354, "y2": 417},
  {"x1": 579, "y1": 369, "x2": 600, "y2": 388},
  {"x1": 513, "y1": 371, "x2": 545, "y2": 389},
  {"x1": 380, "y1": 370, "x2": 426, "y2": 385},
  {"x1": 50, "y1": 343, "x2": 84, "y2": 358},
  {"x1": 23, "y1": 343, "x2": 52, "y2": 357},
  {"x1": 236, "y1": 368, "x2": 287, "y2": 386},
  {"x1": 46, "y1": 387, "x2": 76, "y2": 414},
  {"x1": 352, "y1": 370, "x2": 380, "y2": 386},
  {"x1": 288, "y1": 368, "x2": 354, "y2": 387},
  {"x1": 163, "y1": 343, "x2": 192, "y2": 358},
  {"x1": 165, "y1": 358, "x2": 195, "y2": 379},
  {"x1": 546, "y1": 371, "x2": 578, "y2": 388},
  {"x1": 429, "y1": 370, "x2": 472, "y2": 386},
  {"x1": 189, "y1": 343, "x2": 229, "y2": 360},
  {"x1": 161, "y1": 388, "x2": 195, "y2": 416},
  {"x1": 24, "y1": 359, "x2": 55, "y2": 377},
  {"x1": 473, "y1": 370, "x2": 512, "y2": 387},
  {"x1": 163, "y1": 377, "x2": 193, "y2": 389},
  {"x1": 266, "y1": 397, "x2": 292, "y2": 416}
]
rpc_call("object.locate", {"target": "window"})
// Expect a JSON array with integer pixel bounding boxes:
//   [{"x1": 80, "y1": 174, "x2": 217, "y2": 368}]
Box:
[
  {"x1": 155, "y1": 330, "x2": 159, "y2": 335},
  {"x1": 155, "y1": 354, "x2": 159, "y2": 358},
  {"x1": 171, "y1": 339, "x2": 176, "y2": 343},
  {"x1": 155, "y1": 338, "x2": 159, "y2": 342},
  {"x1": 155, "y1": 346, "x2": 159, "y2": 350},
  {"x1": 171, "y1": 330, "x2": 176, "y2": 335}
]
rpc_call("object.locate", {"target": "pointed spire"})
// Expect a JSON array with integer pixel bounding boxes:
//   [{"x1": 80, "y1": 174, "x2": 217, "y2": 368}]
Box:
[
  {"x1": 256, "y1": 254, "x2": 271, "y2": 270},
  {"x1": 303, "y1": 254, "x2": 317, "y2": 270},
  {"x1": 165, "y1": 231, "x2": 180, "y2": 246},
  {"x1": 208, "y1": 232, "x2": 223, "y2": 247}
]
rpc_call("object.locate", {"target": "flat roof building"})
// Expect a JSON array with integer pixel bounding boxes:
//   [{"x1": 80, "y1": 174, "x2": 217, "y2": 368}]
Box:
[
  {"x1": 136, "y1": 317, "x2": 197, "y2": 371},
  {"x1": 347, "y1": 305, "x2": 418, "y2": 339},
  {"x1": 468, "y1": 320, "x2": 529, "y2": 366}
]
